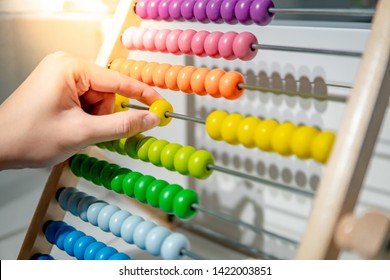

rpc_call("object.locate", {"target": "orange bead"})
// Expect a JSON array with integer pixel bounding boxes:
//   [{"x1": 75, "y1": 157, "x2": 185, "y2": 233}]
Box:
[
  {"x1": 190, "y1": 68, "x2": 210, "y2": 96},
  {"x1": 118, "y1": 59, "x2": 135, "y2": 75},
  {"x1": 141, "y1": 62, "x2": 159, "y2": 85},
  {"x1": 177, "y1": 66, "x2": 197, "y2": 94},
  {"x1": 109, "y1": 57, "x2": 125, "y2": 71},
  {"x1": 219, "y1": 71, "x2": 244, "y2": 100},
  {"x1": 204, "y1": 69, "x2": 225, "y2": 98},
  {"x1": 129, "y1": 60, "x2": 147, "y2": 81},
  {"x1": 152, "y1": 63, "x2": 172, "y2": 89},
  {"x1": 165, "y1": 65, "x2": 184, "y2": 91}
]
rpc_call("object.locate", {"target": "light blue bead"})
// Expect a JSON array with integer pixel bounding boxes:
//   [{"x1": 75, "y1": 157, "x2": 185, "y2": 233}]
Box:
[
  {"x1": 55, "y1": 225, "x2": 75, "y2": 250},
  {"x1": 97, "y1": 205, "x2": 121, "y2": 232},
  {"x1": 67, "y1": 191, "x2": 87, "y2": 216},
  {"x1": 108, "y1": 252, "x2": 132, "y2": 260},
  {"x1": 63, "y1": 230, "x2": 85, "y2": 257},
  {"x1": 73, "y1": 235, "x2": 96, "y2": 260},
  {"x1": 57, "y1": 188, "x2": 77, "y2": 211},
  {"x1": 109, "y1": 210, "x2": 131, "y2": 237},
  {"x1": 77, "y1": 196, "x2": 98, "y2": 222},
  {"x1": 87, "y1": 202, "x2": 108, "y2": 226},
  {"x1": 160, "y1": 233, "x2": 189, "y2": 260},
  {"x1": 145, "y1": 226, "x2": 171, "y2": 256},
  {"x1": 133, "y1": 221, "x2": 156, "y2": 250},
  {"x1": 84, "y1": 242, "x2": 106, "y2": 260},
  {"x1": 95, "y1": 246, "x2": 118, "y2": 260},
  {"x1": 120, "y1": 216, "x2": 144, "y2": 244}
]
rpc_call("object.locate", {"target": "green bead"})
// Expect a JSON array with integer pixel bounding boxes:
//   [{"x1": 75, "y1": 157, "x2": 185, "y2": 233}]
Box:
[
  {"x1": 80, "y1": 157, "x2": 98, "y2": 181},
  {"x1": 188, "y1": 150, "x2": 214, "y2": 179},
  {"x1": 146, "y1": 180, "x2": 169, "y2": 208},
  {"x1": 159, "y1": 184, "x2": 183, "y2": 214},
  {"x1": 103, "y1": 141, "x2": 115, "y2": 152},
  {"x1": 111, "y1": 174, "x2": 126, "y2": 194},
  {"x1": 112, "y1": 138, "x2": 127, "y2": 155},
  {"x1": 136, "y1": 136, "x2": 157, "y2": 162},
  {"x1": 95, "y1": 142, "x2": 106, "y2": 150},
  {"x1": 69, "y1": 154, "x2": 88, "y2": 177},
  {"x1": 100, "y1": 163, "x2": 120, "y2": 189},
  {"x1": 134, "y1": 175, "x2": 156, "y2": 203},
  {"x1": 173, "y1": 146, "x2": 196, "y2": 175},
  {"x1": 122, "y1": 172, "x2": 143, "y2": 198},
  {"x1": 173, "y1": 189, "x2": 199, "y2": 219},
  {"x1": 124, "y1": 134, "x2": 144, "y2": 159},
  {"x1": 148, "y1": 139, "x2": 169, "y2": 167},
  {"x1": 160, "y1": 143, "x2": 182, "y2": 171},
  {"x1": 90, "y1": 160, "x2": 110, "y2": 186}
]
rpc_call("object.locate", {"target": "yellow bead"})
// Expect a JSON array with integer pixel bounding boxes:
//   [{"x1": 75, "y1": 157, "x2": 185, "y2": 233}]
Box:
[
  {"x1": 254, "y1": 119, "x2": 279, "y2": 152},
  {"x1": 113, "y1": 94, "x2": 129, "y2": 113},
  {"x1": 310, "y1": 131, "x2": 336, "y2": 164},
  {"x1": 149, "y1": 99, "x2": 173, "y2": 127},
  {"x1": 221, "y1": 113, "x2": 244, "y2": 145},
  {"x1": 271, "y1": 122, "x2": 297, "y2": 156},
  {"x1": 291, "y1": 126, "x2": 319, "y2": 159},
  {"x1": 237, "y1": 116, "x2": 261, "y2": 148},
  {"x1": 205, "y1": 110, "x2": 229, "y2": 141}
]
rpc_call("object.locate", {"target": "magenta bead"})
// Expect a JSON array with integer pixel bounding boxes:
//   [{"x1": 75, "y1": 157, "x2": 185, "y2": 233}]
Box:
[
  {"x1": 166, "y1": 29, "x2": 183, "y2": 55},
  {"x1": 220, "y1": 0, "x2": 239, "y2": 23},
  {"x1": 155, "y1": 29, "x2": 170, "y2": 52},
  {"x1": 250, "y1": 0, "x2": 275, "y2": 25},
  {"x1": 193, "y1": 0, "x2": 210, "y2": 23},
  {"x1": 218, "y1": 31, "x2": 237, "y2": 60},
  {"x1": 121, "y1": 27, "x2": 136, "y2": 49},
  {"x1": 178, "y1": 29, "x2": 197, "y2": 54},
  {"x1": 235, "y1": 0, "x2": 253, "y2": 24},
  {"x1": 169, "y1": 0, "x2": 184, "y2": 20},
  {"x1": 147, "y1": 0, "x2": 161, "y2": 19},
  {"x1": 135, "y1": 0, "x2": 149, "y2": 18},
  {"x1": 158, "y1": 0, "x2": 172, "y2": 20},
  {"x1": 204, "y1": 31, "x2": 223, "y2": 58},
  {"x1": 206, "y1": 0, "x2": 224, "y2": 23},
  {"x1": 191, "y1": 31, "x2": 209, "y2": 56},
  {"x1": 143, "y1": 29, "x2": 158, "y2": 51},
  {"x1": 233, "y1": 32, "x2": 258, "y2": 60},
  {"x1": 132, "y1": 28, "x2": 147, "y2": 50},
  {"x1": 181, "y1": 0, "x2": 197, "y2": 20}
]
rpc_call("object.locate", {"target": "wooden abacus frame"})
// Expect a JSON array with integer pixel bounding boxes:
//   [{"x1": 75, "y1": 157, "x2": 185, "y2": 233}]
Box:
[{"x1": 18, "y1": 0, "x2": 390, "y2": 260}]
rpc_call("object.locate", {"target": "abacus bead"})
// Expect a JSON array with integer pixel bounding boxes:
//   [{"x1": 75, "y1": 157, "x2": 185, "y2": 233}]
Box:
[
  {"x1": 165, "y1": 65, "x2": 184, "y2": 90},
  {"x1": 111, "y1": 174, "x2": 125, "y2": 194},
  {"x1": 67, "y1": 191, "x2": 87, "y2": 216},
  {"x1": 141, "y1": 62, "x2": 159, "y2": 85},
  {"x1": 166, "y1": 29, "x2": 183, "y2": 55},
  {"x1": 271, "y1": 122, "x2": 298, "y2": 156},
  {"x1": 120, "y1": 215, "x2": 144, "y2": 244},
  {"x1": 254, "y1": 119, "x2": 279, "y2": 152},
  {"x1": 220, "y1": 113, "x2": 244, "y2": 145},
  {"x1": 188, "y1": 150, "x2": 214, "y2": 179},
  {"x1": 193, "y1": 0, "x2": 211, "y2": 22},
  {"x1": 132, "y1": 27, "x2": 147, "y2": 50},
  {"x1": 80, "y1": 157, "x2": 98, "y2": 181},
  {"x1": 235, "y1": 0, "x2": 253, "y2": 24},
  {"x1": 181, "y1": 0, "x2": 197, "y2": 20},
  {"x1": 310, "y1": 131, "x2": 335, "y2": 164},
  {"x1": 137, "y1": 136, "x2": 157, "y2": 161},
  {"x1": 90, "y1": 160, "x2": 110, "y2": 186},
  {"x1": 84, "y1": 242, "x2": 106, "y2": 260},
  {"x1": 161, "y1": 143, "x2": 183, "y2": 171},
  {"x1": 204, "y1": 68, "x2": 225, "y2": 98},
  {"x1": 78, "y1": 196, "x2": 99, "y2": 222},
  {"x1": 55, "y1": 226, "x2": 75, "y2": 250},
  {"x1": 134, "y1": 175, "x2": 156, "y2": 203},
  {"x1": 161, "y1": 233, "x2": 189, "y2": 260},
  {"x1": 58, "y1": 187, "x2": 77, "y2": 211},
  {"x1": 158, "y1": 0, "x2": 172, "y2": 20},
  {"x1": 44, "y1": 221, "x2": 67, "y2": 244},
  {"x1": 130, "y1": 60, "x2": 147, "y2": 81},
  {"x1": 147, "y1": 0, "x2": 161, "y2": 19},
  {"x1": 205, "y1": 110, "x2": 228, "y2": 140},
  {"x1": 152, "y1": 63, "x2": 172, "y2": 88},
  {"x1": 204, "y1": 32, "x2": 223, "y2": 58},
  {"x1": 114, "y1": 95, "x2": 129, "y2": 114},
  {"x1": 191, "y1": 31, "x2": 209, "y2": 56},
  {"x1": 250, "y1": 0, "x2": 275, "y2": 25},
  {"x1": 143, "y1": 29, "x2": 159, "y2": 52},
  {"x1": 190, "y1": 68, "x2": 210, "y2": 96},
  {"x1": 159, "y1": 184, "x2": 183, "y2": 213},
  {"x1": 74, "y1": 235, "x2": 96, "y2": 260},
  {"x1": 146, "y1": 180, "x2": 170, "y2": 207},
  {"x1": 102, "y1": 141, "x2": 115, "y2": 152},
  {"x1": 87, "y1": 201, "x2": 109, "y2": 226},
  {"x1": 206, "y1": 0, "x2": 224, "y2": 23},
  {"x1": 178, "y1": 29, "x2": 196, "y2": 55},
  {"x1": 101, "y1": 163, "x2": 121, "y2": 189},
  {"x1": 233, "y1": 32, "x2": 258, "y2": 61},
  {"x1": 64, "y1": 230, "x2": 85, "y2": 257},
  {"x1": 149, "y1": 99, "x2": 174, "y2": 127},
  {"x1": 177, "y1": 66, "x2": 197, "y2": 94},
  {"x1": 155, "y1": 29, "x2": 170, "y2": 52},
  {"x1": 109, "y1": 57, "x2": 126, "y2": 71},
  {"x1": 291, "y1": 126, "x2": 319, "y2": 159},
  {"x1": 112, "y1": 167, "x2": 132, "y2": 180},
  {"x1": 97, "y1": 205, "x2": 121, "y2": 232},
  {"x1": 220, "y1": 71, "x2": 245, "y2": 100},
  {"x1": 173, "y1": 146, "x2": 196, "y2": 175},
  {"x1": 148, "y1": 139, "x2": 170, "y2": 167},
  {"x1": 218, "y1": 31, "x2": 238, "y2": 60},
  {"x1": 118, "y1": 60, "x2": 134, "y2": 75},
  {"x1": 112, "y1": 137, "x2": 127, "y2": 154},
  {"x1": 122, "y1": 172, "x2": 143, "y2": 198},
  {"x1": 169, "y1": 0, "x2": 184, "y2": 20},
  {"x1": 125, "y1": 134, "x2": 145, "y2": 159},
  {"x1": 95, "y1": 246, "x2": 118, "y2": 260},
  {"x1": 173, "y1": 189, "x2": 199, "y2": 219},
  {"x1": 221, "y1": 0, "x2": 239, "y2": 23},
  {"x1": 145, "y1": 226, "x2": 171, "y2": 256},
  {"x1": 133, "y1": 221, "x2": 157, "y2": 249},
  {"x1": 69, "y1": 154, "x2": 88, "y2": 177},
  {"x1": 109, "y1": 210, "x2": 132, "y2": 237},
  {"x1": 237, "y1": 116, "x2": 261, "y2": 148},
  {"x1": 135, "y1": 0, "x2": 149, "y2": 18},
  {"x1": 109, "y1": 253, "x2": 131, "y2": 260},
  {"x1": 34, "y1": 254, "x2": 54, "y2": 260}
]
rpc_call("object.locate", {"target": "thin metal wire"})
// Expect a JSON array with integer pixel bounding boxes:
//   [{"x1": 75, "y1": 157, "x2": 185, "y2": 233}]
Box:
[
  {"x1": 180, "y1": 248, "x2": 205, "y2": 260},
  {"x1": 268, "y1": 8, "x2": 375, "y2": 17}
]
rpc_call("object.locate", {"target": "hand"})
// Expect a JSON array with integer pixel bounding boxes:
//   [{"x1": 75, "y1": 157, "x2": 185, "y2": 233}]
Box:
[{"x1": 0, "y1": 52, "x2": 162, "y2": 169}]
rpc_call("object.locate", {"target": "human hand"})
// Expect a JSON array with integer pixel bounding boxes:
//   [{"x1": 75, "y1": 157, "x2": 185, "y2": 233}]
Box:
[{"x1": 0, "y1": 52, "x2": 162, "y2": 169}]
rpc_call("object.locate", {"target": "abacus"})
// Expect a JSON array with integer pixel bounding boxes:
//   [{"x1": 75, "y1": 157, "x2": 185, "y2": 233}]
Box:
[{"x1": 18, "y1": 0, "x2": 390, "y2": 260}]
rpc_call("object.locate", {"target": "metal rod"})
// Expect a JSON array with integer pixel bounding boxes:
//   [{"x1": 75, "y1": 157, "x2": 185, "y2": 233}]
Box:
[
  {"x1": 180, "y1": 248, "x2": 205, "y2": 260},
  {"x1": 166, "y1": 111, "x2": 206, "y2": 124},
  {"x1": 268, "y1": 8, "x2": 375, "y2": 17}
]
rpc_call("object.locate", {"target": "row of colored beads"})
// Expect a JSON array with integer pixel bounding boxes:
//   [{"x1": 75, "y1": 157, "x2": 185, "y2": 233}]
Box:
[
  {"x1": 69, "y1": 154, "x2": 199, "y2": 219},
  {"x1": 44, "y1": 220, "x2": 131, "y2": 260},
  {"x1": 206, "y1": 110, "x2": 335, "y2": 163},
  {"x1": 31, "y1": 254, "x2": 55, "y2": 260},
  {"x1": 109, "y1": 58, "x2": 244, "y2": 100},
  {"x1": 135, "y1": 0, "x2": 275, "y2": 25},
  {"x1": 122, "y1": 27, "x2": 258, "y2": 60},
  {"x1": 57, "y1": 187, "x2": 190, "y2": 259}
]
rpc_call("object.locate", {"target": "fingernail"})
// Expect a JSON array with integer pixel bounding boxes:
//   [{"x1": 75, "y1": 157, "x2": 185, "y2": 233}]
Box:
[{"x1": 143, "y1": 112, "x2": 159, "y2": 130}]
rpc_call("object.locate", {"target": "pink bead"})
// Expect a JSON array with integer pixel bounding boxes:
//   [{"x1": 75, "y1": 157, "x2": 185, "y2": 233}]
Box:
[
  {"x1": 204, "y1": 31, "x2": 223, "y2": 58},
  {"x1": 191, "y1": 31, "x2": 210, "y2": 57},
  {"x1": 135, "y1": 0, "x2": 149, "y2": 18},
  {"x1": 155, "y1": 29, "x2": 170, "y2": 52},
  {"x1": 233, "y1": 32, "x2": 258, "y2": 60},
  {"x1": 166, "y1": 29, "x2": 183, "y2": 55},
  {"x1": 158, "y1": 0, "x2": 172, "y2": 20},
  {"x1": 147, "y1": 0, "x2": 161, "y2": 19},
  {"x1": 178, "y1": 29, "x2": 196, "y2": 55},
  {"x1": 143, "y1": 29, "x2": 159, "y2": 51},
  {"x1": 132, "y1": 28, "x2": 148, "y2": 50},
  {"x1": 218, "y1": 31, "x2": 238, "y2": 60},
  {"x1": 121, "y1": 27, "x2": 136, "y2": 49}
]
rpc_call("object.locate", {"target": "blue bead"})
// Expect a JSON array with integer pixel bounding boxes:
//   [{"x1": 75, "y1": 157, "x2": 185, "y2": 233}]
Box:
[
  {"x1": 109, "y1": 210, "x2": 131, "y2": 237},
  {"x1": 97, "y1": 205, "x2": 121, "y2": 232},
  {"x1": 34, "y1": 254, "x2": 55, "y2": 260},
  {"x1": 64, "y1": 230, "x2": 85, "y2": 257},
  {"x1": 55, "y1": 225, "x2": 75, "y2": 250},
  {"x1": 160, "y1": 233, "x2": 189, "y2": 260},
  {"x1": 77, "y1": 196, "x2": 98, "y2": 222},
  {"x1": 57, "y1": 188, "x2": 77, "y2": 211},
  {"x1": 108, "y1": 252, "x2": 131, "y2": 260},
  {"x1": 133, "y1": 221, "x2": 156, "y2": 250},
  {"x1": 44, "y1": 221, "x2": 66, "y2": 244},
  {"x1": 87, "y1": 201, "x2": 108, "y2": 226},
  {"x1": 120, "y1": 216, "x2": 144, "y2": 244},
  {"x1": 67, "y1": 191, "x2": 87, "y2": 216},
  {"x1": 145, "y1": 226, "x2": 171, "y2": 256},
  {"x1": 73, "y1": 235, "x2": 96, "y2": 260},
  {"x1": 84, "y1": 242, "x2": 106, "y2": 260},
  {"x1": 94, "y1": 246, "x2": 118, "y2": 260}
]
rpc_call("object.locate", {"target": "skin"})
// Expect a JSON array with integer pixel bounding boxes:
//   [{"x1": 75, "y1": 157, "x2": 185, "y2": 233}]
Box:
[{"x1": 0, "y1": 52, "x2": 163, "y2": 169}]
